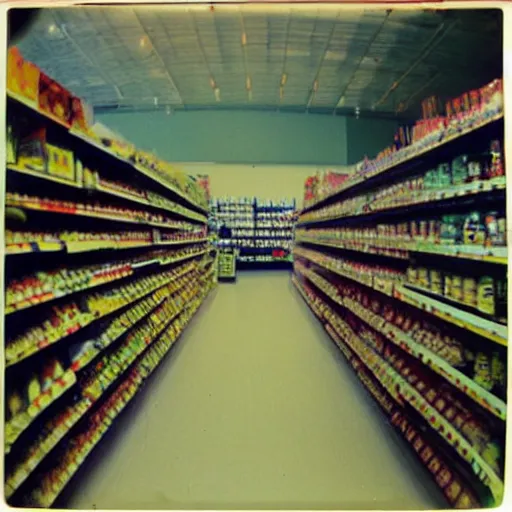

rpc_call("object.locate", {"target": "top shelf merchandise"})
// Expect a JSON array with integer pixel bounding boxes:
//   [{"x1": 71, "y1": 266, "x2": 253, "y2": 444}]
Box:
[
  {"x1": 294, "y1": 77, "x2": 506, "y2": 509},
  {"x1": 6, "y1": 47, "x2": 208, "y2": 215},
  {"x1": 4, "y1": 48, "x2": 216, "y2": 508},
  {"x1": 210, "y1": 197, "x2": 296, "y2": 264},
  {"x1": 301, "y1": 78, "x2": 503, "y2": 214}
]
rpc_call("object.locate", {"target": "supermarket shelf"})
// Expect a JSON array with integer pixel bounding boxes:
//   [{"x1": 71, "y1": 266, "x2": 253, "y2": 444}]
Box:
[
  {"x1": 5, "y1": 265, "x2": 133, "y2": 316},
  {"x1": 296, "y1": 237, "x2": 409, "y2": 260},
  {"x1": 293, "y1": 248, "x2": 507, "y2": 346},
  {"x1": 298, "y1": 177, "x2": 506, "y2": 226},
  {"x1": 394, "y1": 285, "x2": 507, "y2": 347},
  {"x1": 4, "y1": 370, "x2": 77, "y2": 455},
  {"x1": 94, "y1": 182, "x2": 207, "y2": 223},
  {"x1": 301, "y1": 112, "x2": 504, "y2": 213},
  {"x1": 5, "y1": 246, "x2": 205, "y2": 316},
  {"x1": 5, "y1": 241, "x2": 66, "y2": 255},
  {"x1": 5, "y1": 198, "x2": 193, "y2": 231},
  {"x1": 292, "y1": 275, "x2": 504, "y2": 505},
  {"x1": 4, "y1": 274, "x2": 213, "y2": 501},
  {"x1": 5, "y1": 263, "x2": 197, "y2": 367},
  {"x1": 156, "y1": 237, "x2": 207, "y2": 246},
  {"x1": 7, "y1": 164, "x2": 84, "y2": 189},
  {"x1": 296, "y1": 265, "x2": 507, "y2": 420},
  {"x1": 296, "y1": 236, "x2": 507, "y2": 265},
  {"x1": 410, "y1": 242, "x2": 507, "y2": 265},
  {"x1": 7, "y1": 91, "x2": 208, "y2": 214},
  {"x1": 4, "y1": 399, "x2": 92, "y2": 500},
  {"x1": 70, "y1": 297, "x2": 167, "y2": 373},
  {"x1": 405, "y1": 282, "x2": 506, "y2": 325},
  {"x1": 29, "y1": 284, "x2": 213, "y2": 508}
]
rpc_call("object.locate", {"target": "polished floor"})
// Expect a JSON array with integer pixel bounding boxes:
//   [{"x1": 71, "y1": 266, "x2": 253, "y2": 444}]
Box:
[{"x1": 62, "y1": 272, "x2": 446, "y2": 510}]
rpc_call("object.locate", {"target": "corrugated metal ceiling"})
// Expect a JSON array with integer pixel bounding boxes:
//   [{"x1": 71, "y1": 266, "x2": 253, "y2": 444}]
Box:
[{"x1": 15, "y1": 5, "x2": 502, "y2": 118}]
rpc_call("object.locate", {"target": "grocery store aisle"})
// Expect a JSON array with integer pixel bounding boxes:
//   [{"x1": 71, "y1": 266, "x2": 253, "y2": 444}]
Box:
[{"x1": 64, "y1": 272, "x2": 446, "y2": 510}]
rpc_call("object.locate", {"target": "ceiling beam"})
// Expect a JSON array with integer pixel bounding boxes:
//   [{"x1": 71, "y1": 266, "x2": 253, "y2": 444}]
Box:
[
  {"x1": 305, "y1": 13, "x2": 340, "y2": 110},
  {"x1": 332, "y1": 10, "x2": 390, "y2": 114},
  {"x1": 132, "y1": 9, "x2": 184, "y2": 105},
  {"x1": 373, "y1": 17, "x2": 458, "y2": 110},
  {"x1": 53, "y1": 10, "x2": 123, "y2": 101}
]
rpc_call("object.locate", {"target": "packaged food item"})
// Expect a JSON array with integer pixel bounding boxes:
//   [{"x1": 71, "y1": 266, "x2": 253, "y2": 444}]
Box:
[
  {"x1": 484, "y1": 211, "x2": 506, "y2": 247},
  {"x1": 488, "y1": 140, "x2": 504, "y2": 178},
  {"x1": 440, "y1": 215, "x2": 464, "y2": 245},
  {"x1": 444, "y1": 273, "x2": 452, "y2": 297},
  {"x1": 451, "y1": 155, "x2": 469, "y2": 185},
  {"x1": 437, "y1": 163, "x2": 452, "y2": 188},
  {"x1": 26, "y1": 374, "x2": 42, "y2": 403},
  {"x1": 467, "y1": 157, "x2": 484, "y2": 182},
  {"x1": 430, "y1": 269, "x2": 443, "y2": 294},
  {"x1": 7, "y1": 390, "x2": 25, "y2": 419},
  {"x1": 491, "y1": 352, "x2": 506, "y2": 393},
  {"x1": 462, "y1": 277, "x2": 477, "y2": 307},
  {"x1": 451, "y1": 275, "x2": 463, "y2": 302},
  {"x1": 418, "y1": 267, "x2": 430, "y2": 289},
  {"x1": 463, "y1": 211, "x2": 486, "y2": 245},
  {"x1": 477, "y1": 276, "x2": 495, "y2": 315},
  {"x1": 473, "y1": 352, "x2": 493, "y2": 391}
]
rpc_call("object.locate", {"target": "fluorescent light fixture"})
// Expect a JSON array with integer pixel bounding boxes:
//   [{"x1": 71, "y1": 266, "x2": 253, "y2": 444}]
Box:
[{"x1": 280, "y1": 73, "x2": 287, "y2": 86}]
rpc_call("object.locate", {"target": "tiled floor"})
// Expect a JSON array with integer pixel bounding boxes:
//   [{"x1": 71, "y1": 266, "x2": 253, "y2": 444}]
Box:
[{"x1": 63, "y1": 271, "x2": 446, "y2": 510}]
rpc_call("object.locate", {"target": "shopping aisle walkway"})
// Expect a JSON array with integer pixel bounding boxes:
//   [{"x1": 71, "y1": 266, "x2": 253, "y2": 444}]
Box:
[{"x1": 64, "y1": 272, "x2": 446, "y2": 510}]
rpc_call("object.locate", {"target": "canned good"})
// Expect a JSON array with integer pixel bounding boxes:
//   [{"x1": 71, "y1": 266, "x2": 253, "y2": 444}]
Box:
[
  {"x1": 407, "y1": 266, "x2": 418, "y2": 284},
  {"x1": 477, "y1": 276, "x2": 495, "y2": 316},
  {"x1": 418, "y1": 267, "x2": 430, "y2": 289},
  {"x1": 419, "y1": 221, "x2": 428, "y2": 240},
  {"x1": 430, "y1": 270, "x2": 443, "y2": 294},
  {"x1": 451, "y1": 275, "x2": 463, "y2": 301},
  {"x1": 462, "y1": 277, "x2": 478, "y2": 307},
  {"x1": 444, "y1": 273, "x2": 452, "y2": 297}
]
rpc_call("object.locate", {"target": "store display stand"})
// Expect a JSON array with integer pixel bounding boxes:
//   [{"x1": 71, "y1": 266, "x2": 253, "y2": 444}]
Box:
[{"x1": 293, "y1": 79, "x2": 505, "y2": 509}]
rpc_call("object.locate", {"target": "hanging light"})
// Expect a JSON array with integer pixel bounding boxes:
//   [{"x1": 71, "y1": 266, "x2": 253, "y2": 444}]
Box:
[
  {"x1": 313, "y1": 80, "x2": 319, "y2": 92},
  {"x1": 214, "y1": 88, "x2": 221, "y2": 102},
  {"x1": 209, "y1": 77, "x2": 216, "y2": 89},
  {"x1": 246, "y1": 76, "x2": 252, "y2": 91}
]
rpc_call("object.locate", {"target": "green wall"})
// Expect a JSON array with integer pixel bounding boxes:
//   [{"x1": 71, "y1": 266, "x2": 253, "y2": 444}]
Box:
[
  {"x1": 345, "y1": 117, "x2": 399, "y2": 164},
  {"x1": 96, "y1": 110, "x2": 348, "y2": 166}
]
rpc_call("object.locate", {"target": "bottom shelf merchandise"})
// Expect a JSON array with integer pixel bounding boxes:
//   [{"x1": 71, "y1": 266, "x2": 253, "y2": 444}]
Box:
[
  {"x1": 5, "y1": 261, "x2": 216, "y2": 507},
  {"x1": 291, "y1": 254, "x2": 505, "y2": 507},
  {"x1": 291, "y1": 274, "x2": 488, "y2": 509}
]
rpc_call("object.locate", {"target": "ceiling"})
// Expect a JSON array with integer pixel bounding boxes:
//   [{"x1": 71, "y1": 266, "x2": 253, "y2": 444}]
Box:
[{"x1": 14, "y1": 4, "x2": 502, "y2": 119}]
